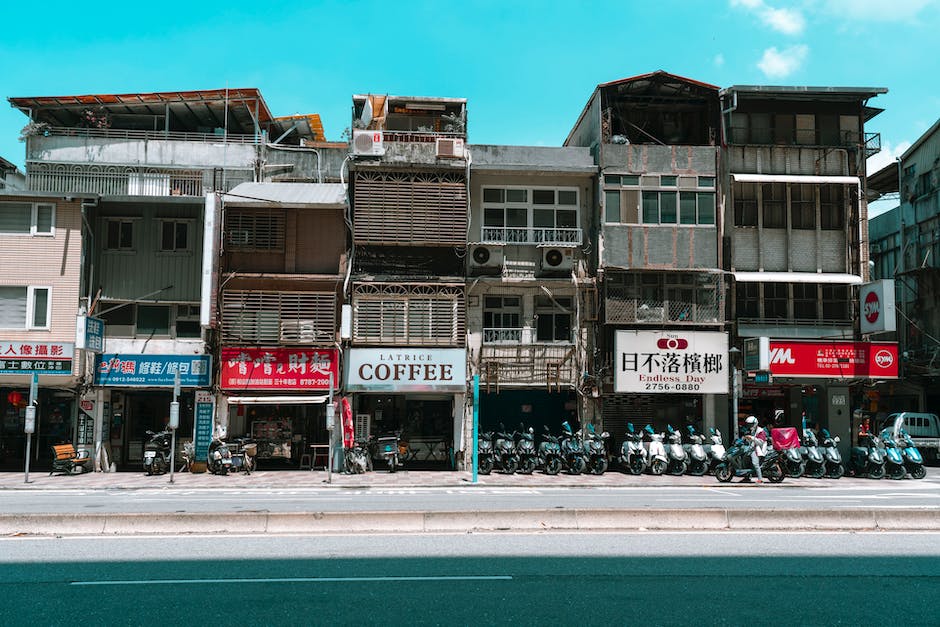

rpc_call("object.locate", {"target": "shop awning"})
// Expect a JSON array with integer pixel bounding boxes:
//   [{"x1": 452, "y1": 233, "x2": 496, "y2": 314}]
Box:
[
  {"x1": 731, "y1": 173, "x2": 860, "y2": 185},
  {"x1": 226, "y1": 395, "x2": 329, "y2": 405},
  {"x1": 733, "y1": 272, "x2": 863, "y2": 284}
]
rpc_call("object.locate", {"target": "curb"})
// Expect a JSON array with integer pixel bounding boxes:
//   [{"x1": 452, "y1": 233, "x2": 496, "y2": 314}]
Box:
[{"x1": 3, "y1": 508, "x2": 939, "y2": 536}]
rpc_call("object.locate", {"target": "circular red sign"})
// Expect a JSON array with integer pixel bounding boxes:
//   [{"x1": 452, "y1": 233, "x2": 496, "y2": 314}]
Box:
[
  {"x1": 863, "y1": 290, "x2": 880, "y2": 324},
  {"x1": 874, "y1": 349, "x2": 894, "y2": 368}
]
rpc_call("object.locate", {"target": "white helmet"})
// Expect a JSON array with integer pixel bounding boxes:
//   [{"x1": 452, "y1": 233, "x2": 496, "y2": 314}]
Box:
[{"x1": 745, "y1": 415, "x2": 758, "y2": 427}]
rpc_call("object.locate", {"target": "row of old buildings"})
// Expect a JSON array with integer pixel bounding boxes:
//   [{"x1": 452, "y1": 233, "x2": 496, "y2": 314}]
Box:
[{"x1": 0, "y1": 72, "x2": 907, "y2": 471}]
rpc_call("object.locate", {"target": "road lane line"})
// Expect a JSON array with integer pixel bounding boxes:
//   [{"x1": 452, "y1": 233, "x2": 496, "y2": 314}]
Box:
[
  {"x1": 71, "y1": 575, "x2": 513, "y2": 586},
  {"x1": 706, "y1": 488, "x2": 742, "y2": 496}
]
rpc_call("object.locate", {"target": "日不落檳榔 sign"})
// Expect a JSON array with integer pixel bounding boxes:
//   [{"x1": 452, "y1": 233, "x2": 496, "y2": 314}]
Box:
[{"x1": 615, "y1": 331, "x2": 729, "y2": 394}]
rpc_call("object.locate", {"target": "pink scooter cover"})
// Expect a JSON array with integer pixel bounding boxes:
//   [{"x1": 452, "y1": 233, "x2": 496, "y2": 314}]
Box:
[{"x1": 771, "y1": 427, "x2": 801, "y2": 450}]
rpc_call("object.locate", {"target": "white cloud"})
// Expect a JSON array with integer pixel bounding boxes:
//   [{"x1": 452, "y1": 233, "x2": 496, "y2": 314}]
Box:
[
  {"x1": 822, "y1": 0, "x2": 934, "y2": 22},
  {"x1": 730, "y1": 0, "x2": 806, "y2": 34},
  {"x1": 867, "y1": 140, "x2": 912, "y2": 174},
  {"x1": 757, "y1": 45, "x2": 809, "y2": 79},
  {"x1": 714, "y1": 53, "x2": 726, "y2": 67}
]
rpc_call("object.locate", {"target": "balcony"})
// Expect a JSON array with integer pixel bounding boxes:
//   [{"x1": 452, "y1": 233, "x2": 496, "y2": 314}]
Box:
[
  {"x1": 26, "y1": 162, "x2": 253, "y2": 197},
  {"x1": 602, "y1": 224, "x2": 718, "y2": 269},
  {"x1": 483, "y1": 328, "x2": 523, "y2": 343},
  {"x1": 479, "y1": 343, "x2": 577, "y2": 388},
  {"x1": 481, "y1": 227, "x2": 582, "y2": 246},
  {"x1": 605, "y1": 297, "x2": 721, "y2": 325}
]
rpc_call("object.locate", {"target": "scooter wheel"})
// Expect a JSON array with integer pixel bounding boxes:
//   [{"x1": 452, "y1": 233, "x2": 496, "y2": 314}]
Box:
[
  {"x1": 867, "y1": 464, "x2": 885, "y2": 480},
  {"x1": 478, "y1": 456, "x2": 493, "y2": 475},
  {"x1": 628, "y1": 457, "x2": 645, "y2": 475},
  {"x1": 715, "y1": 464, "x2": 733, "y2": 483},
  {"x1": 809, "y1": 464, "x2": 827, "y2": 479},
  {"x1": 544, "y1": 457, "x2": 561, "y2": 475},
  {"x1": 589, "y1": 457, "x2": 608, "y2": 475},
  {"x1": 766, "y1": 461, "x2": 785, "y2": 483},
  {"x1": 888, "y1": 464, "x2": 906, "y2": 480},
  {"x1": 502, "y1": 457, "x2": 518, "y2": 474},
  {"x1": 688, "y1": 460, "x2": 707, "y2": 476},
  {"x1": 518, "y1": 457, "x2": 536, "y2": 475},
  {"x1": 910, "y1": 465, "x2": 926, "y2": 480},
  {"x1": 649, "y1": 459, "x2": 667, "y2": 476},
  {"x1": 146, "y1": 466, "x2": 154, "y2": 476},
  {"x1": 668, "y1": 462, "x2": 686, "y2": 476},
  {"x1": 826, "y1": 464, "x2": 845, "y2": 479},
  {"x1": 786, "y1": 462, "x2": 805, "y2": 478},
  {"x1": 569, "y1": 457, "x2": 586, "y2": 475}
]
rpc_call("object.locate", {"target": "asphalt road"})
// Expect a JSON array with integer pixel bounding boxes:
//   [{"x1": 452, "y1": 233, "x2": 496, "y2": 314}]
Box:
[
  {"x1": 3, "y1": 481, "x2": 939, "y2": 514},
  {"x1": 1, "y1": 532, "x2": 937, "y2": 625}
]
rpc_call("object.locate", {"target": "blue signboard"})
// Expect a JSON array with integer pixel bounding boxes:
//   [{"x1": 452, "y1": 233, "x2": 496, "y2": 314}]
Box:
[
  {"x1": 95, "y1": 354, "x2": 211, "y2": 387},
  {"x1": 85, "y1": 317, "x2": 105, "y2": 353},
  {"x1": 194, "y1": 391, "x2": 214, "y2": 461}
]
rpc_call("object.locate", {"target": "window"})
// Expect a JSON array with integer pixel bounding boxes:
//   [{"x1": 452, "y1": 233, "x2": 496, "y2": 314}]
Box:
[
  {"x1": 822, "y1": 285, "x2": 849, "y2": 320},
  {"x1": 791, "y1": 184, "x2": 816, "y2": 230},
  {"x1": 793, "y1": 283, "x2": 817, "y2": 319},
  {"x1": 764, "y1": 283, "x2": 789, "y2": 319},
  {"x1": 734, "y1": 182, "x2": 758, "y2": 227},
  {"x1": 137, "y1": 305, "x2": 170, "y2": 336},
  {"x1": 0, "y1": 286, "x2": 50, "y2": 329},
  {"x1": 482, "y1": 187, "x2": 580, "y2": 244},
  {"x1": 226, "y1": 210, "x2": 285, "y2": 251},
  {"x1": 820, "y1": 185, "x2": 844, "y2": 230},
  {"x1": 735, "y1": 283, "x2": 760, "y2": 318},
  {"x1": 762, "y1": 183, "x2": 786, "y2": 228},
  {"x1": 105, "y1": 219, "x2": 134, "y2": 250},
  {"x1": 605, "y1": 190, "x2": 622, "y2": 223},
  {"x1": 160, "y1": 221, "x2": 189, "y2": 252},
  {"x1": 483, "y1": 296, "x2": 521, "y2": 342},
  {"x1": 535, "y1": 295, "x2": 572, "y2": 342},
  {"x1": 607, "y1": 177, "x2": 712, "y2": 225},
  {"x1": 0, "y1": 202, "x2": 55, "y2": 236}
]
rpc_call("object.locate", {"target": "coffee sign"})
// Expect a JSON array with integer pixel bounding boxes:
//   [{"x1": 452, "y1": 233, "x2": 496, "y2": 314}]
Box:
[{"x1": 346, "y1": 348, "x2": 467, "y2": 392}]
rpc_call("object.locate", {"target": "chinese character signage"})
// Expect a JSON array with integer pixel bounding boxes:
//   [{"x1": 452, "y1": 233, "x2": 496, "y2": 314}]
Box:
[
  {"x1": 346, "y1": 348, "x2": 467, "y2": 392},
  {"x1": 768, "y1": 341, "x2": 898, "y2": 379},
  {"x1": 615, "y1": 331, "x2": 729, "y2": 394},
  {"x1": 194, "y1": 390, "x2": 214, "y2": 461},
  {"x1": 0, "y1": 341, "x2": 74, "y2": 375},
  {"x1": 77, "y1": 316, "x2": 106, "y2": 353},
  {"x1": 220, "y1": 347, "x2": 339, "y2": 390},
  {"x1": 95, "y1": 354, "x2": 211, "y2": 387}
]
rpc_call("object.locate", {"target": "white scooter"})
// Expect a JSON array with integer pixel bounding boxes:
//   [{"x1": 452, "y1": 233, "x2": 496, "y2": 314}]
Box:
[
  {"x1": 643, "y1": 425, "x2": 668, "y2": 475},
  {"x1": 705, "y1": 428, "x2": 727, "y2": 473}
]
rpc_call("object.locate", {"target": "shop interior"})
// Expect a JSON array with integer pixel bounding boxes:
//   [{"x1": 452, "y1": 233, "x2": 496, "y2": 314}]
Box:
[
  {"x1": 356, "y1": 394, "x2": 455, "y2": 469},
  {"x1": 109, "y1": 390, "x2": 195, "y2": 468},
  {"x1": 226, "y1": 402, "x2": 328, "y2": 468},
  {"x1": 1, "y1": 388, "x2": 74, "y2": 471}
]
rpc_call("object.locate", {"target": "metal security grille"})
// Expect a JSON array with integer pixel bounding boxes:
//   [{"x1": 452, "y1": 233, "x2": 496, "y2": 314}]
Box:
[
  {"x1": 604, "y1": 272, "x2": 722, "y2": 325},
  {"x1": 353, "y1": 283, "x2": 465, "y2": 346},
  {"x1": 353, "y1": 170, "x2": 467, "y2": 245},
  {"x1": 224, "y1": 209, "x2": 286, "y2": 252},
  {"x1": 221, "y1": 290, "x2": 336, "y2": 345}
]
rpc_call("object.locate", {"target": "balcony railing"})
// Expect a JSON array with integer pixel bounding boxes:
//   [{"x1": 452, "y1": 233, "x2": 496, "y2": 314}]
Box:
[
  {"x1": 605, "y1": 298, "x2": 721, "y2": 324},
  {"x1": 481, "y1": 227, "x2": 582, "y2": 246},
  {"x1": 26, "y1": 163, "x2": 254, "y2": 197},
  {"x1": 483, "y1": 328, "x2": 523, "y2": 343},
  {"x1": 37, "y1": 125, "x2": 260, "y2": 144},
  {"x1": 479, "y1": 343, "x2": 577, "y2": 387}
]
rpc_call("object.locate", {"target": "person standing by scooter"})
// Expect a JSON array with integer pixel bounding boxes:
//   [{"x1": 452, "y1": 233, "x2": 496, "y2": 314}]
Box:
[{"x1": 742, "y1": 415, "x2": 765, "y2": 483}]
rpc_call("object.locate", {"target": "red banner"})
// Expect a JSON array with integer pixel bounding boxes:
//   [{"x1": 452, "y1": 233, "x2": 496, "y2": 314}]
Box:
[
  {"x1": 221, "y1": 347, "x2": 339, "y2": 390},
  {"x1": 768, "y1": 341, "x2": 898, "y2": 379}
]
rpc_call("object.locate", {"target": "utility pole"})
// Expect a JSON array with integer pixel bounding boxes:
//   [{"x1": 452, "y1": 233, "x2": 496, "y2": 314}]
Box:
[
  {"x1": 24, "y1": 373, "x2": 38, "y2": 484},
  {"x1": 168, "y1": 371, "x2": 180, "y2": 484},
  {"x1": 472, "y1": 374, "x2": 479, "y2": 483}
]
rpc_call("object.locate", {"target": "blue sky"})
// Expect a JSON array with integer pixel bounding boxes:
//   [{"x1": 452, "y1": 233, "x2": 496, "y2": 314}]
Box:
[{"x1": 2, "y1": 0, "x2": 937, "y2": 215}]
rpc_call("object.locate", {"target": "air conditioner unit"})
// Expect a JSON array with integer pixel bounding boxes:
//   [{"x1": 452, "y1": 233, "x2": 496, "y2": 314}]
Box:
[
  {"x1": 540, "y1": 247, "x2": 574, "y2": 273},
  {"x1": 468, "y1": 244, "x2": 504, "y2": 272},
  {"x1": 436, "y1": 137, "x2": 465, "y2": 159},
  {"x1": 352, "y1": 129, "x2": 385, "y2": 156}
]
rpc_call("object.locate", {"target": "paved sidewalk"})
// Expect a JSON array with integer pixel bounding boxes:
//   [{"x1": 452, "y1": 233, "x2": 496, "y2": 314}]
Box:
[{"x1": 1, "y1": 466, "x2": 935, "y2": 490}]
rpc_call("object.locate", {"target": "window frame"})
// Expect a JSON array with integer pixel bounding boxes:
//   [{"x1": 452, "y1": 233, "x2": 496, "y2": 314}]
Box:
[
  {"x1": 534, "y1": 295, "x2": 573, "y2": 343},
  {"x1": 0, "y1": 285, "x2": 51, "y2": 330},
  {"x1": 482, "y1": 295, "x2": 522, "y2": 343},
  {"x1": 104, "y1": 218, "x2": 136, "y2": 251},
  {"x1": 605, "y1": 175, "x2": 715, "y2": 226},
  {"x1": 0, "y1": 201, "x2": 56, "y2": 237},
  {"x1": 481, "y1": 185, "x2": 580, "y2": 244},
  {"x1": 157, "y1": 219, "x2": 192, "y2": 253}
]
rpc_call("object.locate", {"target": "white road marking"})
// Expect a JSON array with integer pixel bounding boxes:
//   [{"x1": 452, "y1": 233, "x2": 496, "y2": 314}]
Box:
[
  {"x1": 706, "y1": 488, "x2": 742, "y2": 496},
  {"x1": 71, "y1": 575, "x2": 513, "y2": 586}
]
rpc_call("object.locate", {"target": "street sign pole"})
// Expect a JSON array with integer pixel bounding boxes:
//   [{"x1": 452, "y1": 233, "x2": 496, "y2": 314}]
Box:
[
  {"x1": 326, "y1": 372, "x2": 335, "y2": 484},
  {"x1": 472, "y1": 374, "x2": 479, "y2": 484},
  {"x1": 24, "y1": 373, "x2": 39, "y2": 484},
  {"x1": 169, "y1": 371, "x2": 180, "y2": 484}
]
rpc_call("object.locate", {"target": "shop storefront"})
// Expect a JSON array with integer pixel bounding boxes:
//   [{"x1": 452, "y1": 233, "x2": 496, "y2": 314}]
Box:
[
  {"x1": 220, "y1": 347, "x2": 338, "y2": 468},
  {"x1": 1, "y1": 340, "x2": 77, "y2": 471},
  {"x1": 94, "y1": 353, "x2": 212, "y2": 469},
  {"x1": 742, "y1": 339, "x2": 899, "y2": 455},
  {"x1": 346, "y1": 348, "x2": 466, "y2": 469},
  {"x1": 606, "y1": 330, "x2": 728, "y2": 451}
]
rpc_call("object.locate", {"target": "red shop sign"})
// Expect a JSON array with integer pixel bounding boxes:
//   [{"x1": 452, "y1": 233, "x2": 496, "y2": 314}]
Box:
[
  {"x1": 768, "y1": 341, "x2": 898, "y2": 379},
  {"x1": 220, "y1": 347, "x2": 339, "y2": 390}
]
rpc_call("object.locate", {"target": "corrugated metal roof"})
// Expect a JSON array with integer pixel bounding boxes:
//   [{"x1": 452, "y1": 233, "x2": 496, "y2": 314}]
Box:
[
  {"x1": 271, "y1": 114, "x2": 326, "y2": 142},
  {"x1": 598, "y1": 70, "x2": 719, "y2": 91},
  {"x1": 222, "y1": 183, "x2": 346, "y2": 207}
]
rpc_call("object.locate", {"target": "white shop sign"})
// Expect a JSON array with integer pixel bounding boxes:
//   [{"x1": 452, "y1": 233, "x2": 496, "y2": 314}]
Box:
[
  {"x1": 615, "y1": 330, "x2": 729, "y2": 394},
  {"x1": 346, "y1": 348, "x2": 467, "y2": 392}
]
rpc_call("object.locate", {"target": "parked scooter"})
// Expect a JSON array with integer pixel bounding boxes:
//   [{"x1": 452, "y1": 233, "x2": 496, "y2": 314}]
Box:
[
  {"x1": 538, "y1": 425, "x2": 563, "y2": 475},
  {"x1": 207, "y1": 436, "x2": 233, "y2": 475},
  {"x1": 714, "y1": 436, "x2": 785, "y2": 483},
  {"x1": 819, "y1": 429, "x2": 845, "y2": 479},
  {"x1": 664, "y1": 425, "x2": 688, "y2": 476},
  {"x1": 477, "y1": 430, "x2": 495, "y2": 475},
  {"x1": 879, "y1": 428, "x2": 907, "y2": 480},
  {"x1": 143, "y1": 428, "x2": 172, "y2": 475},
  {"x1": 228, "y1": 437, "x2": 257, "y2": 474},
  {"x1": 684, "y1": 426, "x2": 709, "y2": 476},
  {"x1": 373, "y1": 431, "x2": 405, "y2": 473},
  {"x1": 772, "y1": 426, "x2": 805, "y2": 478},
  {"x1": 620, "y1": 423, "x2": 648, "y2": 475},
  {"x1": 850, "y1": 428, "x2": 886, "y2": 479},
  {"x1": 560, "y1": 421, "x2": 586, "y2": 474},
  {"x1": 705, "y1": 428, "x2": 727, "y2": 473},
  {"x1": 494, "y1": 424, "x2": 519, "y2": 474},
  {"x1": 344, "y1": 438, "x2": 371, "y2": 474},
  {"x1": 583, "y1": 424, "x2": 610, "y2": 475},
  {"x1": 898, "y1": 428, "x2": 927, "y2": 480},
  {"x1": 515, "y1": 426, "x2": 538, "y2": 475},
  {"x1": 800, "y1": 428, "x2": 827, "y2": 479},
  {"x1": 643, "y1": 425, "x2": 668, "y2": 475}
]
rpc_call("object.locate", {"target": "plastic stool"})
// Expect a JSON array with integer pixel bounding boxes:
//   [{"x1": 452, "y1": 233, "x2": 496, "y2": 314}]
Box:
[{"x1": 299, "y1": 453, "x2": 312, "y2": 470}]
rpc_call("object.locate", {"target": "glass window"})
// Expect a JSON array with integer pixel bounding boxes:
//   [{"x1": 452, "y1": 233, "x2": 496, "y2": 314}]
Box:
[
  {"x1": 31, "y1": 288, "x2": 49, "y2": 328},
  {"x1": 506, "y1": 189, "x2": 527, "y2": 203},
  {"x1": 764, "y1": 283, "x2": 789, "y2": 319},
  {"x1": 697, "y1": 193, "x2": 715, "y2": 225},
  {"x1": 0, "y1": 203, "x2": 31, "y2": 233},
  {"x1": 820, "y1": 185, "x2": 844, "y2": 230},
  {"x1": 604, "y1": 174, "x2": 621, "y2": 185},
  {"x1": 605, "y1": 191, "x2": 621, "y2": 223},
  {"x1": 736, "y1": 283, "x2": 760, "y2": 318},
  {"x1": 660, "y1": 192, "x2": 677, "y2": 224},
  {"x1": 791, "y1": 184, "x2": 816, "y2": 230},
  {"x1": 483, "y1": 296, "x2": 521, "y2": 343},
  {"x1": 621, "y1": 175, "x2": 640, "y2": 186},
  {"x1": 483, "y1": 207, "x2": 504, "y2": 227},
  {"x1": 0, "y1": 286, "x2": 27, "y2": 328},
  {"x1": 793, "y1": 283, "x2": 817, "y2": 319},
  {"x1": 734, "y1": 182, "x2": 758, "y2": 227},
  {"x1": 822, "y1": 285, "x2": 849, "y2": 319},
  {"x1": 557, "y1": 190, "x2": 577, "y2": 205},
  {"x1": 483, "y1": 188, "x2": 504, "y2": 203},
  {"x1": 106, "y1": 220, "x2": 134, "y2": 250},
  {"x1": 679, "y1": 192, "x2": 697, "y2": 225},
  {"x1": 35, "y1": 204, "x2": 55, "y2": 234},
  {"x1": 642, "y1": 191, "x2": 659, "y2": 224},
  {"x1": 535, "y1": 296, "x2": 572, "y2": 342},
  {"x1": 660, "y1": 176, "x2": 677, "y2": 187},
  {"x1": 762, "y1": 183, "x2": 786, "y2": 228},
  {"x1": 161, "y1": 221, "x2": 189, "y2": 251},
  {"x1": 137, "y1": 305, "x2": 170, "y2": 336},
  {"x1": 533, "y1": 189, "x2": 555, "y2": 204},
  {"x1": 698, "y1": 176, "x2": 715, "y2": 188}
]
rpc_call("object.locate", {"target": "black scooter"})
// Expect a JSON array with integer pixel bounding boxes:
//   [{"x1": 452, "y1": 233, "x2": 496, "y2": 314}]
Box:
[
  {"x1": 143, "y1": 429, "x2": 172, "y2": 475},
  {"x1": 714, "y1": 436, "x2": 785, "y2": 483}
]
